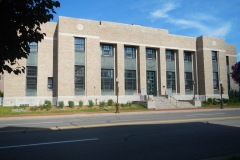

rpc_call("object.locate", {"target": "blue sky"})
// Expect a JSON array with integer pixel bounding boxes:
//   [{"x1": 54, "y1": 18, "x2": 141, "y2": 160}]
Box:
[{"x1": 53, "y1": 0, "x2": 240, "y2": 61}]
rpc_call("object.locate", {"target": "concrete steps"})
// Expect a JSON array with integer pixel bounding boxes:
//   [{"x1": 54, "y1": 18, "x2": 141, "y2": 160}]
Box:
[{"x1": 148, "y1": 97, "x2": 196, "y2": 109}]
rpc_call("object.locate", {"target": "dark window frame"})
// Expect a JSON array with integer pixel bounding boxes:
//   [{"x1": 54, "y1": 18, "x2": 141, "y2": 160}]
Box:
[
  {"x1": 29, "y1": 42, "x2": 38, "y2": 53},
  {"x1": 184, "y1": 52, "x2": 192, "y2": 62},
  {"x1": 75, "y1": 65, "x2": 85, "y2": 91},
  {"x1": 26, "y1": 66, "x2": 37, "y2": 90},
  {"x1": 75, "y1": 37, "x2": 85, "y2": 52},
  {"x1": 146, "y1": 48, "x2": 156, "y2": 60},
  {"x1": 213, "y1": 72, "x2": 219, "y2": 90},
  {"x1": 185, "y1": 72, "x2": 193, "y2": 90},
  {"x1": 101, "y1": 69, "x2": 114, "y2": 90},
  {"x1": 101, "y1": 44, "x2": 113, "y2": 57},
  {"x1": 125, "y1": 70, "x2": 136, "y2": 90},
  {"x1": 212, "y1": 51, "x2": 218, "y2": 61},
  {"x1": 48, "y1": 77, "x2": 53, "y2": 90},
  {"x1": 166, "y1": 50, "x2": 175, "y2": 61},
  {"x1": 124, "y1": 47, "x2": 136, "y2": 59},
  {"x1": 166, "y1": 71, "x2": 175, "y2": 90}
]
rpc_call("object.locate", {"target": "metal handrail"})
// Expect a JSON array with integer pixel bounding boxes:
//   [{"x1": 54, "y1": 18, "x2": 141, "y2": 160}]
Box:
[{"x1": 169, "y1": 96, "x2": 178, "y2": 108}]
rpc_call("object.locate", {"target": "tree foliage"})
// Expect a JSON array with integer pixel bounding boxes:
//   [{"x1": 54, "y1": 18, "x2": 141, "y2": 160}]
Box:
[
  {"x1": 231, "y1": 61, "x2": 240, "y2": 84},
  {"x1": 0, "y1": 0, "x2": 60, "y2": 74}
]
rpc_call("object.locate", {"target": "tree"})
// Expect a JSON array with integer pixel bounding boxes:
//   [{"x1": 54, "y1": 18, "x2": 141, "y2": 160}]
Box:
[
  {"x1": 0, "y1": 0, "x2": 60, "y2": 74},
  {"x1": 231, "y1": 62, "x2": 240, "y2": 84}
]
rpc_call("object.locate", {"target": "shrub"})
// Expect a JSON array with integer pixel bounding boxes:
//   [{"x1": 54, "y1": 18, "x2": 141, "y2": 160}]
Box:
[
  {"x1": 120, "y1": 103, "x2": 124, "y2": 108},
  {"x1": 127, "y1": 102, "x2": 132, "y2": 107},
  {"x1": 0, "y1": 91, "x2": 3, "y2": 97},
  {"x1": 88, "y1": 100, "x2": 94, "y2": 107},
  {"x1": 107, "y1": 99, "x2": 113, "y2": 106},
  {"x1": 30, "y1": 106, "x2": 37, "y2": 111},
  {"x1": 79, "y1": 101, "x2": 83, "y2": 107},
  {"x1": 44, "y1": 100, "x2": 52, "y2": 110},
  {"x1": 207, "y1": 98, "x2": 213, "y2": 105},
  {"x1": 58, "y1": 101, "x2": 64, "y2": 109},
  {"x1": 99, "y1": 101, "x2": 106, "y2": 107},
  {"x1": 68, "y1": 101, "x2": 74, "y2": 108},
  {"x1": 222, "y1": 98, "x2": 229, "y2": 104}
]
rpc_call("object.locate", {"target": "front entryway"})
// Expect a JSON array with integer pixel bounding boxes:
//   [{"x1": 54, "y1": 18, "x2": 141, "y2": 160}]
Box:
[{"x1": 147, "y1": 71, "x2": 157, "y2": 96}]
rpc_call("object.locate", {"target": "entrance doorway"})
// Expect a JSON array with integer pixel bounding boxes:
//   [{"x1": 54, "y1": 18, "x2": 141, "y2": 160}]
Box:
[{"x1": 147, "y1": 71, "x2": 157, "y2": 96}]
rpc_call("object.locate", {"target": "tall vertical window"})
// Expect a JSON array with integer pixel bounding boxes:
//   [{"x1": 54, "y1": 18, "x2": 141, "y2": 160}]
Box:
[
  {"x1": 185, "y1": 72, "x2": 193, "y2": 90},
  {"x1": 166, "y1": 71, "x2": 175, "y2": 90},
  {"x1": 125, "y1": 70, "x2": 136, "y2": 90},
  {"x1": 213, "y1": 72, "x2": 219, "y2": 90},
  {"x1": 125, "y1": 47, "x2": 136, "y2": 59},
  {"x1": 146, "y1": 48, "x2": 156, "y2": 59},
  {"x1": 166, "y1": 50, "x2": 174, "y2": 61},
  {"x1": 226, "y1": 56, "x2": 230, "y2": 91},
  {"x1": 75, "y1": 65, "x2": 85, "y2": 91},
  {"x1": 26, "y1": 66, "x2": 37, "y2": 90},
  {"x1": 101, "y1": 45, "x2": 113, "y2": 57},
  {"x1": 48, "y1": 77, "x2": 53, "y2": 90},
  {"x1": 184, "y1": 52, "x2": 192, "y2": 62},
  {"x1": 101, "y1": 69, "x2": 114, "y2": 90},
  {"x1": 29, "y1": 42, "x2": 38, "y2": 52},
  {"x1": 212, "y1": 51, "x2": 217, "y2": 61},
  {"x1": 75, "y1": 38, "x2": 85, "y2": 52}
]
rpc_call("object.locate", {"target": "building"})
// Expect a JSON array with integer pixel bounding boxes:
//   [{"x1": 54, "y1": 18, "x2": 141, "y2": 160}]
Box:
[{"x1": 2, "y1": 16, "x2": 238, "y2": 106}]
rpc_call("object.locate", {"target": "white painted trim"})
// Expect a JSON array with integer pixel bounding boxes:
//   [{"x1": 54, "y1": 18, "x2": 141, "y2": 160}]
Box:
[
  {"x1": 44, "y1": 37, "x2": 54, "y2": 40},
  {"x1": 197, "y1": 48, "x2": 226, "y2": 52},
  {"x1": 100, "y1": 40, "x2": 196, "y2": 52},
  {"x1": 226, "y1": 54, "x2": 237, "y2": 57},
  {"x1": 59, "y1": 32, "x2": 100, "y2": 39}
]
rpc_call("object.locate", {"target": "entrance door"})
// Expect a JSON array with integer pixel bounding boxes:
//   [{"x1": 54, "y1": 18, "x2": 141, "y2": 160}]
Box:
[{"x1": 147, "y1": 71, "x2": 157, "y2": 96}]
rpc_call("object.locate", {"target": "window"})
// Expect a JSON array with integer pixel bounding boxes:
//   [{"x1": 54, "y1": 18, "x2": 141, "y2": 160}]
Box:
[
  {"x1": 184, "y1": 52, "x2": 192, "y2": 62},
  {"x1": 101, "y1": 45, "x2": 113, "y2": 57},
  {"x1": 75, "y1": 37, "x2": 85, "y2": 52},
  {"x1": 125, "y1": 47, "x2": 136, "y2": 59},
  {"x1": 48, "y1": 77, "x2": 53, "y2": 90},
  {"x1": 125, "y1": 70, "x2": 136, "y2": 90},
  {"x1": 226, "y1": 56, "x2": 229, "y2": 65},
  {"x1": 212, "y1": 51, "x2": 217, "y2": 61},
  {"x1": 26, "y1": 66, "x2": 37, "y2": 90},
  {"x1": 75, "y1": 65, "x2": 85, "y2": 91},
  {"x1": 101, "y1": 69, "x2": 114, "y2": 90},
  {"x1": 29, "y1": 42, "x2": 38, "y2": 52},
  {"x1": 166, "y1": 71, "x2": 175, "y2": 90},
  {"x1": 146, "y1": 48, "x2": 156, "y2": 59},
  {"x1": 213, "y1": 72, "x2": 219, "y2": 90},
  {"x1": 185, "y1": 72, "x2": 193, "y2": 90},
  {"x1": 166, "y1": 50, "x2": 174, "y2": 61}
]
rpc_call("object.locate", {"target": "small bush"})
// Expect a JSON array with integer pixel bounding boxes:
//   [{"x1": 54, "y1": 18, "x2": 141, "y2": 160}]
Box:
[
  {"x1": 58, "y1": 101, "x2": 64, "y2": 109},
  {"x1": 30, "y1": 106, "x2": 37, "y2": 111},
  {"x1": 44, "y1": 100, "x2": 52, "y2": 110},
  {"x1": 222, "y1": 98, "x2": 228, "y2": 104},
  {"x1": 88, "y1": 100, "x2": 94, "y2": 107},
  {"x1": 0, "y1": 91, "x2": 3, "y2": 97},
  {"x1": 207, "y1": 98, "x2": 213, "y2": 105},
  {"x1": 79, "y1": 101, "x2": 83, "y2": 107},
  {"x1": 120, "y1": 103, "x2": 124, "y2": 108},
  {"x1": 68, "y1": 101, "x2": 74, "y2": 108},
  {"x1": 127, "y1": 102, "x2": 132, "y2": 107},
  {"x1": 107, "y1": 99, "x2": 113, "y2": 106},
  {"x1": 99, "y1": 101, "x2": 106, "y2": 107},
  {"x1": 212, "y1": 98, "x2": 217, "y2": 105}
]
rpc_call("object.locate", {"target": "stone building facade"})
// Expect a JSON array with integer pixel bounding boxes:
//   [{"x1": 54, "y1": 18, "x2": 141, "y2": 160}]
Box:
[{"x1": 2, "y1": 16, "x2": 238, "y2": 106}]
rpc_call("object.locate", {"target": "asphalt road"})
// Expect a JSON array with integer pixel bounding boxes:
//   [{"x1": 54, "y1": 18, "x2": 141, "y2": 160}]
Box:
[{"x1": 0, "y1": 109, "x2": 240, "y2": 160}]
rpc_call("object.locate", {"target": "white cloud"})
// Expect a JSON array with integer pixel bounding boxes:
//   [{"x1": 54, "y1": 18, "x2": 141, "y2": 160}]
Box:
[
  {"x1": 150, "y1": 2, "x2": 178, "y2": 18},
  {"x1": 167, "y1": 18, "x2": 231, "y2": 37},
  {"x1": 149, "y1": 2, "x2": 231, "y2": 37}
]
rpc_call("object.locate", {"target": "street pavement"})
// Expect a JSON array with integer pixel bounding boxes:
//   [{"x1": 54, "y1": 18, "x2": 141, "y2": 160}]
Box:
[{"x1": 0, "y1": 108, "x2": 240, "y2": 160}]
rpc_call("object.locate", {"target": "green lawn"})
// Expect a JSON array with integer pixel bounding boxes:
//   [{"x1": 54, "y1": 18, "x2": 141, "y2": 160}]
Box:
[{"x1": 0, "y1": 104, "x2": 148, "y2": 117}]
